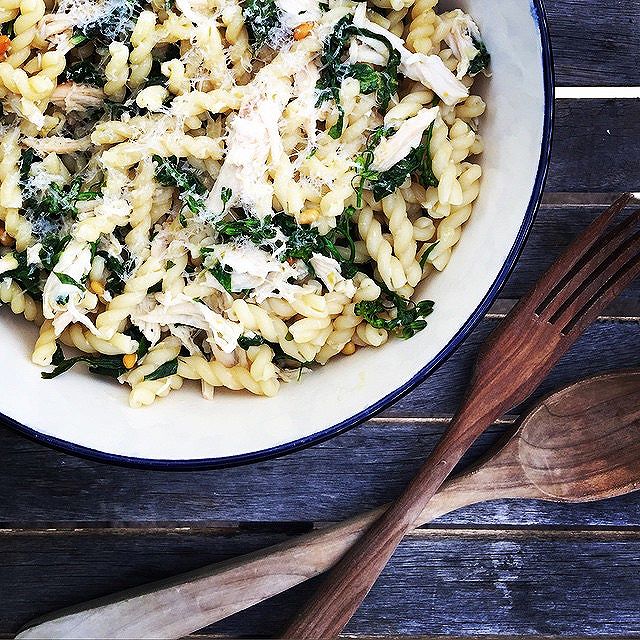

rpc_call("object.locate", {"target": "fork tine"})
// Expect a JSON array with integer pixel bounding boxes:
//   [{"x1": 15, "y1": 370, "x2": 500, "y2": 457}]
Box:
[
  {"x1": 532, "y1": 193, "x2": 632, "y2": 316},
  {"x1": 541, "y1": 207, "x2": 640, "y2": 323},
  {"x1": 561, "y1": 239, "x2": 640, "y2": 337}
]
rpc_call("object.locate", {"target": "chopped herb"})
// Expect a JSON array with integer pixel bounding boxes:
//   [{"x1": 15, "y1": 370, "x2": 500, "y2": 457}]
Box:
[
  {"x1": 242, "y1": 0, "x2": 283, "y2": 51},
  {"x1": 237, "y1": 333, "x2": 266, "y2": 349},
  {"x1": 97, "y1": 246, "x2": 132, "y2": 295},
  {"x1": 54, "y1": 272, "x2": 84, "y2": 289},
  {"x1": 40, "y1": 235, "x2": 72, "y2": 271},
  {"x1": 2, "y1": 251, "x2": 41, "y2": 297},
  {"x1": 143, "y1": 358, "x2": 178, "y2": 381},
  {"x1": 355, "y1": 284, "x2": 435, "y2": 339},
  {"x1": 76, "y1": 0, "x2": 141, "y2": 45},
  {"x1": 21, "y1": 175, "x2": 99, "y2": 226},
  {"x1": 469, "y1": 37, "x2": 490, "y2": 76},
  {"x1": 221, "y1": 186, "x2": 232, "y2": 206},
  {"x1": 153, "y1": 155, "x2": 206, "y2": 214},
  {"x1": 166, "y1": 260, "x2": 176, "y2": 270}
]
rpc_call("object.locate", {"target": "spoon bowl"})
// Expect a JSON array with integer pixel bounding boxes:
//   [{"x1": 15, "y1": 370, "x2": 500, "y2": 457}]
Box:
[{"x1": 518, "y1": 371, "x2": 640, "y2": 501}]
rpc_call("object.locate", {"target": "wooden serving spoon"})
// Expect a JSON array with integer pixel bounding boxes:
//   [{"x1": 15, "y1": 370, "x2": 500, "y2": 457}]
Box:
[{"x1": 17, "y1": 370, "x2": 640, "y2": 640}]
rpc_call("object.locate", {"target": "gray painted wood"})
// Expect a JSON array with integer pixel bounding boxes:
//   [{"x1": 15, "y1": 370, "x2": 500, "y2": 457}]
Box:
[
  {"x1": 548, "y1": 100, "x2": 640, "y2": 192},
  {"x1": 547, "y1": 0, "x2": 640, "y2": 86},
  {"x1": 3, "y1": 532, "x2": 640, "y2": 636}
]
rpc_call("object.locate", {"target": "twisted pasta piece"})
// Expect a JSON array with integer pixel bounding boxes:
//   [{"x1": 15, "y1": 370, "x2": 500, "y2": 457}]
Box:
[
  {"x1": 449, "y1": 117, "x2": 476, "y2": 164},
  {"x1": 0, "y1": 277, "x2": 40, "y2": 321},
  {"x1": 104, "y1": 42, "x2": 129, "y2": 102},
  {"x1": 74, "y1": 165, "x2": 130, "y2": 242},
  {"x1": 382, "y1": 191, "x2": 422, "y2": 287},
  {"x1": 220, "y1": 0, "x2": 251, "y2": 83},
  {"x1": 32, "y1": 319, "x2": 57, "y2": 365},
  {"x1": 355, "y1": 321, "x2": 388, "y2": 347},
  {"x1": 126, "y1": 159, "x2": 155, "y2": 257},
  {"x1": 406, "y1": 0, "x2": 445, "y2": 55},
  {"x1": 125, "y1": 336, "x2": 183, "y2": 408},
  {"x1": 60, "y1": 324, "x2": 138, "y2": 356},
  {"x1": 5, "y1": 0, "x2": 46, "y2": 68},
  {"x1": 162, "y1": 58, "x2": 190, "y2": 95},
  {"x1": 178, "y1": 355, "x2": 279, "y2": 397},
  {"x1": 246, "y1": 344, "x2": 277, "y2": 383},
  {"x1": 430, "y1": 161, "x2": 480, "y2": 270},
  {"x1": 96, "y1": 256, "x2": 165, "y2": 340},
  {"x1": 314, "y1": 277, "x2": 375, "y2": 363},
  {"x1": 101, "y1": 134, "x2": 224, "y2": 168},
  {"x1": 355, "y1": 206, "x2": 406, "y2": 291},
  {"x1": 229, "y1": 299, "x2": 316, "y2": 362},
  {"x1": 129, "y1": 11, "x2": 158, "y2": 89},
  {"x1": 426, "y1": 115, "x2": 464, "y2": 218},
  {"x1": 0, "y1": 128, "x2": 32, "y2": 251}
]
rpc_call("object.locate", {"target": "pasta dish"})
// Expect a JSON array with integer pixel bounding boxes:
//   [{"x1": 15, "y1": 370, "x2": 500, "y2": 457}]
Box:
[{"x1": 0, "y1": 0, "x2": 489, "y2": 406}]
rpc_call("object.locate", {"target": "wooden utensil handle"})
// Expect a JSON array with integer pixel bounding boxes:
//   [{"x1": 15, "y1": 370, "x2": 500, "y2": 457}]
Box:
[{"x1": 282, "y1": 423, "x2": 478, "y2": 639}]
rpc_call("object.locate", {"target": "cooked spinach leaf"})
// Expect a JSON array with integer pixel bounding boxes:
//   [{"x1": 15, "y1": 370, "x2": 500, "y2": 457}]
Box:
[
  {"x1": 54, "y1": 272, "x2": 85, "y2": 289},
  {"x1": 153, "y1": 155, "x2": 206, "y2": 214},
  {"x1": 61, "y1": 59, "x2": 105, "y2": 86},
  {"x1": 237, "y1": 333, "x2": 266, "y2": 349},
  {"x1": 354, "y1": 122, "x2": 438, "y2": 202},
  {"x1": 209, "y1": 263, "x2": 233, "y2": 293},
  {"x1": 143, "y1": 358, "x2": 178, "y2": 381},
  {"x1": 242, "y1": 0, "x2": 282, "y2": 50},
  {"x1": 316, "y1": 16, "x2": 400, "y2": 138},
  {"x1": 469, "y1": 37, "x2": 490, "y2": 76}
]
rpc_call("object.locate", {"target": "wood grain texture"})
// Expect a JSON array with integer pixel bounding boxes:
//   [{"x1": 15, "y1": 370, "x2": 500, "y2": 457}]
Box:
[
  {"x1": 548, "y1": 100, "x2": 640, "y2": 192},
  {"x1": 2, "y1": 531, "x2": 640, "y2": 637},
  {"x1": 546, "y1": 0, "x2": 640, "y2": 85}
]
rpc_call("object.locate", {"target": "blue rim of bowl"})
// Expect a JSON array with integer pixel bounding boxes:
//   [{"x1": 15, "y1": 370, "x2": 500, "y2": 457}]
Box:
[{"x1": 1, "y1": 1, "x2": 555, "y2": 470}]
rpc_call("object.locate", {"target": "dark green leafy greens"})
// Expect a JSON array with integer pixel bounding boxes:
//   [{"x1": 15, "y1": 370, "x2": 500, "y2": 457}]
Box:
[
  {"x1": 61, "y1": 59, "x2": 105, "y2": 86},
  {"x1": 143, "y1": 358, "x2": 178, "y2": 381},
  {"x1": 73, "y1": 0, "x2": 142, "y2": 45},
  {"x1": 242, "y1": 0, "x2": 283, "y2": 51},
  {"x1": 213, "y1": 208, "x2": 359, "y2": 278},
  {"x1": 153, "y1": 155, "x2": 206, "y2": 214},
  {"x1": 355, "y1": 285, "x2": 435, "y2": 339},
  {"x1": 316, "y1": 16, "x2": 400, "y2": 138},
  {"x1": 2, "y1": 235, "x2": 72, "y2": 298},
  {"x1": 469, "y1": 37, "x2": 490, "y2": 76},
  {"x1": 354, "y1": 122, "x2": 438, "y2": 203},
  {"x1": 54, "y1": 272, "x2": 85, "y2": 289}
]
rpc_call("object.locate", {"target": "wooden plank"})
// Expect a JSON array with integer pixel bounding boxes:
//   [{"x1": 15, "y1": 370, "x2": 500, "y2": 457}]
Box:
[
  {"x1": 548, "y1": 99, "x2": 640, "y2": 193},
  {"x1": 2, "y1": 531, "x2": 640, "y2": 636},
  {"x1": 546, "y1": 0, "x2": 640, "y2": 86}
]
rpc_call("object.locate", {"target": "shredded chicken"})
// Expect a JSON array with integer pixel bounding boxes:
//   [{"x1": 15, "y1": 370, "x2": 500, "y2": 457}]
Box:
[
  {"x1": 51, "y1": 82, "x2": 106, "y2": 112},
  {"x1": 22, "y1": 135, "x2": 92, "y2": 154}
]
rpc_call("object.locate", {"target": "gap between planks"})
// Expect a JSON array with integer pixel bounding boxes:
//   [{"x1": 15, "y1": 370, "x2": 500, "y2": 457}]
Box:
[{"x1": 1, "y1": 526, "x2": 639, "y2": 541}]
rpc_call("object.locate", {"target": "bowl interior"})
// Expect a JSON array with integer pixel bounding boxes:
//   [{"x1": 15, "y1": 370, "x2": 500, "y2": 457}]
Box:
[{"x1": 0, "y1": 0, "x2": 551, "y2": 466}]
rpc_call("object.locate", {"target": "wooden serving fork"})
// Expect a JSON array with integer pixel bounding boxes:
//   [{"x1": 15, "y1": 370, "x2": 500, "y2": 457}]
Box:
[{"x1": 284, "y1": 193, "x2": 640, "y2": 638}]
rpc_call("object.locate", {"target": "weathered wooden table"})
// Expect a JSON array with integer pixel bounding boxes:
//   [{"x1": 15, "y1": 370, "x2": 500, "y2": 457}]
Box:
[{"x1": 2, "y1": 1, "x2": 640, "y2": 637}]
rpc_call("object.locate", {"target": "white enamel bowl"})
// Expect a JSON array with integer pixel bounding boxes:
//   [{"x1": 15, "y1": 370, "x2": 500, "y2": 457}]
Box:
[{"x1": 0, "y1": 0, "x2": 554, "y2": 468}]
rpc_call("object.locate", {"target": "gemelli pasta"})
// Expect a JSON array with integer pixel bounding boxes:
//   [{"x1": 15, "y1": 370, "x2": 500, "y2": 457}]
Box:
[{"x1": 0, "y1": 0, "x2": 489, "y2": 406}]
